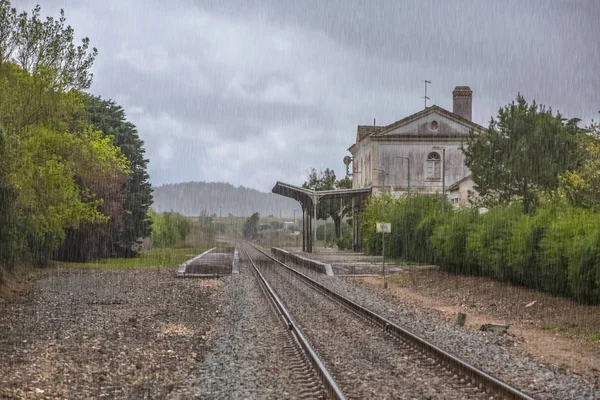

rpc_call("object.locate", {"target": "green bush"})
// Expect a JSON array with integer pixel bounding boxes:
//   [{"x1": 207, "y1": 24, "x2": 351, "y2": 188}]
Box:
[
  {"x1": 568, "y1": 231, "x2": 600, "y2": 304},
  {"x1": 337, "y1": 229, "x2": 352, "y2": 250},
  {"x1": 431, "y1": 209, "x2": 479, "y2": 274},
  {"x1": 464, "y1": 205, "x2": 522, "y2": 280},
  {"x1": 506, "y1": 208, "x2": 552, "y2": 286},
  {"x1": 316, "y1": 222, "x2": 336, "y2": 243},
  {"x1": 362, "y1": 194, "x2": 444, "y2": 262},
  {"x1": 362, "y1": 193, "x2": 600, "y2": 303},
  {"x1": 538, "y1": 208, "x2": 586, "y2": 296},
  {"x1": 150, "y1": 211, "x2": 192, "y2": 248}
]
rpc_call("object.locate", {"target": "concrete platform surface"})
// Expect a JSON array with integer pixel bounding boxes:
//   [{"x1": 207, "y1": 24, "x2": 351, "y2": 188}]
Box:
[
  {"x1": 177, "y1": 247, "x2": 235, "y2": 278},
  {"x1": 282, "y1": 247, "x2": 431, "y2": 276}
]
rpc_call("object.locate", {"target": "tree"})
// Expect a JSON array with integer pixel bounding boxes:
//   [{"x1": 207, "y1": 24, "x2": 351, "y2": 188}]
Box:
[
  {"x1": 462, "y1": 94, "x2": 578, "y2": 213},
  {"x1": 242, "y1": 212, "x2": 260, "y2": 239},
  {"x1": 54, "y1": 172, "x2": 128, "y2": 262},
  {"x1": 16, "y1": 125, "x2": 129, "y2": 265},
  {"x1": 302, "y1": 168, "x2": 352, "y2": 238},
  {"x1": 83, "y1": 95, "x2": 153, "y2": 256},
  {"x1": 0, "y1": 2, "x2": 135, "y2": 268},
  {"x1": 55, "y1": 96, "x2": 153, "y2": 260},
  {"x1": 0, "y1": 1, "x2": 97, "y2": 90},
  {"x1": 303, "y1": 168, "x2": 337, "y2": 191},
  {"x1": 0, "y1": 125, "x2": 18, "y2": 272},
  {"x1": 559, "y1": 121, "x2": 600, "y2": 209}
]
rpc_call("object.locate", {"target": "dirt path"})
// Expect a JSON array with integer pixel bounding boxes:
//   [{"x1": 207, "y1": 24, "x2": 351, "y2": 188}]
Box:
[
  {"x1": 0, "y1": 267, "x2": 220, "y2": 399},
  {"x1": 356, "y1": 270, "x2": 600, "y2": 385}
]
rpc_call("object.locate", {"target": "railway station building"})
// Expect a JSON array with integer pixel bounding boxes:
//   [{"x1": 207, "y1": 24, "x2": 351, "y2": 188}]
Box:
[
  {"x1": 347, "y1": 86, "x2": 485, "y2": 202},
  {"x1": 273, "y1": 86, "x2": 485, "y2": 253}
]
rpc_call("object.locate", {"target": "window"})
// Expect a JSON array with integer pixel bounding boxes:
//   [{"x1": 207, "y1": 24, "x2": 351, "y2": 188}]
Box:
[{"x1": 426, "y1": 152, "x2": 441, "y2": 179}]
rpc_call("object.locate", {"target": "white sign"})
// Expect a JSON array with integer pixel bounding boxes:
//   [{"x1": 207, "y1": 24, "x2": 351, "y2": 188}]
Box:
[{"x1": 376, "y1": 222, "x2": 391, "y2": 233}]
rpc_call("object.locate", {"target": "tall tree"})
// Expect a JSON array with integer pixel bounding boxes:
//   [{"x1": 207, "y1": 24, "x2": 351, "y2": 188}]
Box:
[
  {"x1": 462, "y1": 94, "x2": 578, "y2": 213},
  {"x1": 55, "y1": 95, "x2": 153, "y2": 259},
  {"x1": 85, "y1": 96, "x2": 153, "y2": 256},
  {"x1": 0, "y1": 1, "x2": 131, "y2": 267},
  {"x1": 0, "y1": 1, "x2": 97, "y2": 90},
  {"x1": 302, "y1": 168, "x2": 352, "y2": 238},
  {"x1": 17, "y1": 124, "x2": 129, "y2": 266},
  {"x1": 243, "y1": 212, "x2": 260, "y2": 239}
]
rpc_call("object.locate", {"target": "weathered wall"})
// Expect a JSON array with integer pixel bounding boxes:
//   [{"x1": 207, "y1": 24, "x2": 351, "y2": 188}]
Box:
[
  {"x1": 377, "y1": 140, "x2": 470, "y2": 194},
  {"x1": 350, "y1": 109, "x2": 479, "y2": 195},
  {"x1": 456, "y1": 177, "x2": 476, "y2": 207},
  {"x1": 351, "y1": 137, "x2": 375, "y2": 188},
  {"x1": 385, "y1": 112, "x2": 472, "y2": 136}
]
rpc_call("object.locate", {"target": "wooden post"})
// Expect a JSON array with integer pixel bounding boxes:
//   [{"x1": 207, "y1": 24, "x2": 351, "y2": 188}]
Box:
[{"x1": 457, "y1": 312, "x2": 467, "y2": 327}]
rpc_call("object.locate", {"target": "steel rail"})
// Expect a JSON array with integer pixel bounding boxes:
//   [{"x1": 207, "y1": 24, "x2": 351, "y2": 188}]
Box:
[
  {"x1": 248, "y1": 242, "x2": 536, "y2": 400},
  {"x1": 242, "y1": 247, "x2": 345, "y2": 400}
]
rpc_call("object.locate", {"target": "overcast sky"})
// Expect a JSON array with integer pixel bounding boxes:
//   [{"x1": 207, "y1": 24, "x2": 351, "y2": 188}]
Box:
[{"x1": 19, "y1": 0, "x2": 600, "y2": 191}]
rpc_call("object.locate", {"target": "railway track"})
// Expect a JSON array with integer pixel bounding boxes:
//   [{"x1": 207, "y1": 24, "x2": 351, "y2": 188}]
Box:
[
  {"x1": 243, "y1": 242, "x2": 536, "y2": 400},
  {"x1": 241, "y1": 247, "x2": 343, "y2": 399}
]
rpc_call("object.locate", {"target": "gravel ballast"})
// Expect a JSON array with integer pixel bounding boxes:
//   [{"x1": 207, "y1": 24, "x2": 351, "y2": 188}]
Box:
[
  {"x1": 186, "y1": 252, "x2": 324, "y2": 400},
  {"x1": 278, "y1": 255, "x2": 600, "y2": 400},
  {"x1": 0, "y1": 267, "x2": 219, "y2": 399},
  {"x1": 256, "y1": 254, "x2": 486, "y2": 399}
]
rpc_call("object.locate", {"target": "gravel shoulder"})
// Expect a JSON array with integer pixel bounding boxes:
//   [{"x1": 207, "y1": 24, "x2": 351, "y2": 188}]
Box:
[
  {"x1": 0, "y1": 266, "x2": 220, "y2": 399},
  {"x1": 357, "y1": 269, "x2": 600, "y2": 383}
]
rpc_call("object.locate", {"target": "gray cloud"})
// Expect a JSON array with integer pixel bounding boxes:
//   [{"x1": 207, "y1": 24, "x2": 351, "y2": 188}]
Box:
[{"x1": 19, "y1": 0, "x2": 600, "y2": 191}]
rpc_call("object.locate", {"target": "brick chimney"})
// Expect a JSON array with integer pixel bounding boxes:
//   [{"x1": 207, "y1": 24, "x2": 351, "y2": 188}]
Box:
[{"x1": 452, "y1": 86, "x2": 472, "y2": 121}]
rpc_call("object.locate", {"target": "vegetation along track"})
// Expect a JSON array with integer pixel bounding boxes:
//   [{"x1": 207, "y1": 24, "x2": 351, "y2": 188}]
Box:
[
  {"x1": 241, "y1": 247, "x2": 343, "y2": 399},
  {"x1": 243, "y1": 242, "x2": 536, "y2": 400}
]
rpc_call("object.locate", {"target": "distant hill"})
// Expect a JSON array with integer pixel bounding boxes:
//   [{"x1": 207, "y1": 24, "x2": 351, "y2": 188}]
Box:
[{"x1": 152, "y1": 181, "x2": 301, "y2": 218}]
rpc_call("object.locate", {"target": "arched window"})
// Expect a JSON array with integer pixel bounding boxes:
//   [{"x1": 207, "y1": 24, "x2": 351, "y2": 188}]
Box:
[{"x1": 426, "y1": 152, "x2": 441, "y2": 179}]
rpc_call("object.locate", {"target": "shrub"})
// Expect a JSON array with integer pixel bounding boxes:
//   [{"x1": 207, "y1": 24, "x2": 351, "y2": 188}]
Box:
[
  {"x1": 568, "y1": 231, "x2": 600, "y2": 304},
  {"x1": 363, "y1": 194, "x2": 600, "y2": 304},
  {"x1": 362, "y1": 194, "x2": 443, "y2": 262},
  {"x1": 431, "y1": 209, "x2": 479, "y2": 273},
  {"x1": 507, "y1": 206, "x2": 555, "y2": 287},
  {"x1": 464, "y1": 205, "x2": 522, "y2": 279},
  {"x1": 337, "y1": 229, "x2": 352, "y2": 250},
  {"x1": 316, "y1": 222, "x2": 336, "y2": 243},
  {"x1": 538, "y1": 208, "x2": 594, "y2": 296},
  {"x1": 150, "y1": 211, "x2": 192, "y2": 248}
]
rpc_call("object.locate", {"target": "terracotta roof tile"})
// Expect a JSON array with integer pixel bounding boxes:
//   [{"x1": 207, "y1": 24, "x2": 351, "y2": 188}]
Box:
[{"x1": 357, "y1": 125, "x2": 383, "y2": 141}]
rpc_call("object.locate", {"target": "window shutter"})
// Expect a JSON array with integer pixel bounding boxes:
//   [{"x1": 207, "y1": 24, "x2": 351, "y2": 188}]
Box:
[
  {"x1": 433, "y1": 161, "x2": 441, "y2": 179},
  {"x1": 426, "y1": 161, "x2": 433, "y2": 178}
]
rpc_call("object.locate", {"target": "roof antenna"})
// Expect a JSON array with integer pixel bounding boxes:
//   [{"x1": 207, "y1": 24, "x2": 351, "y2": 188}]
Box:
[{"x1": 423, "y1": 80, "x2": 431, "y2": 108}]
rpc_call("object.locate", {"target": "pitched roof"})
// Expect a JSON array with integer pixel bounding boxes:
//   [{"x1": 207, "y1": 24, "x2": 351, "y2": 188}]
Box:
[
  {"x1": 353, "y1": 106, "x2": 486, "y2": 146},
  {"x1": 373, "y1": 105, "x2": 486, "y2": 137},
  {"x1": 357, "y1": 125, "x2": 383, "y2": 142},
  {"x1": 448, "y1": 174, "x2": 473, "y2": 191}
]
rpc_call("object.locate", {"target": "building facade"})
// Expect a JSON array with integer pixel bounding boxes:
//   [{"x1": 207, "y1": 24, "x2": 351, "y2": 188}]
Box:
[
  {"x1": 347, "y1": 86, "x2": 485, "y2": 199},
  {"x1": 448, "y1": 174, "x2": 475, "y2": 208}
]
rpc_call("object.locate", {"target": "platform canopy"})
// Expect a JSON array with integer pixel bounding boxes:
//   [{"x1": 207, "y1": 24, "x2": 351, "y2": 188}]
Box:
[
  {"x1": 272, "y1": 181, "x2": 372, "y2": 208},
  {"x1": 271, "y1": 181, "x2": 372, "y2": 252}
]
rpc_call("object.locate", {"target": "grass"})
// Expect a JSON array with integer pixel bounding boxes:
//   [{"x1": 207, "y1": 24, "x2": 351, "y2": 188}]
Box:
[
  {"x1": 540, "y1": 321, "x2": 600, "y2": 344},
  {"x1": 387, "y1": 273, "x2": 413, "y2": 286},
  {"x1": 52, "y1": 246, "x2": 212, "y2": 269},
  {"x1": 586, "y1": 331, "x2": 600, "y2": 343},
  {"x1": 257, "y1": 234, "x2": 303, "y2": 249},
  {"x1": 540, "y1": 321, "x2": 571, "y2": 333}
]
